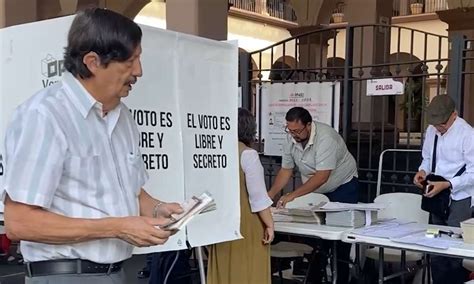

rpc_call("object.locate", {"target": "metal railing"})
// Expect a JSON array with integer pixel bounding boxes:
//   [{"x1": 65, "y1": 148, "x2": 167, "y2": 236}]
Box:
[
  {"x1": 266, "y1": 0, "x2": 297, "y2": 22},
  {"x1": 228, "y1": 0, "x2": 297, "y2": 22},
  {"x1": 392, "y1": 0, "x2": 448, "y2": 17},
  {"x1": 245, "y1": 24, "x2": 453, "y2": 202}
]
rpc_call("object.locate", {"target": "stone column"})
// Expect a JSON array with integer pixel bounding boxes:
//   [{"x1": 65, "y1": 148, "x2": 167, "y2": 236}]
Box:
[
  {"x1": 438, "y1": 8, "x2": 474, "y2": 126},
  {"x1": 166, "y1": 0, "x2": 228, "y2": 40},
  {"x1": 286, "y1": 0, "x2": 335, "y2": 71},
  {"x1": 288, "y1": 25, "x2": 334, "y2": 72},
  {"x1": 345, "y1": 0, "x2": 393, "y2": 126},
  {"x1": 0, "y1": 0, "x2": 37, "y2": 28}
]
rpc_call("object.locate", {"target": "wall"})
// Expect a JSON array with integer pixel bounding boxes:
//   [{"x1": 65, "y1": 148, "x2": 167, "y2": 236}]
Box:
[{"x1": 135, "y1": 2, "x2": 293, "y2": 80}]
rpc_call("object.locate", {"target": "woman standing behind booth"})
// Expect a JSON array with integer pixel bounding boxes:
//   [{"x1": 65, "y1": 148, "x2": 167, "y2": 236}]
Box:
[{"x1": 207, "y1": 108, "x2": 274, "y2": 284}]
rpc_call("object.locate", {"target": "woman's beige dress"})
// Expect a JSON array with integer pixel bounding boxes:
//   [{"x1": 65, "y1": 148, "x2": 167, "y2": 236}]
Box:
[{"x1": 207, "y1": 142, "x2": 271, "y2": 284}]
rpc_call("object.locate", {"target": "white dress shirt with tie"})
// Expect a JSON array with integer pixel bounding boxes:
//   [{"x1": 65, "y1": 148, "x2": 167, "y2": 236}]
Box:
[{"x1": 419, "y1": 117, "x2": 474, "y2": 205}]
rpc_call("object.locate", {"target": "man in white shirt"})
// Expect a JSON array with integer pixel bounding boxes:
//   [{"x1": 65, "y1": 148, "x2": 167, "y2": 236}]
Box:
[
  {"x1": 1, "y1": 8, "x2": 182, "y2": 284},
  {"x1": 414, "y1": 94, "x2": 474, "y2": 284}
]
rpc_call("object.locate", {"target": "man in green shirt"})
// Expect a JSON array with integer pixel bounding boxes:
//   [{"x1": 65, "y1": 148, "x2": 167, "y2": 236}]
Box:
[{"x1": 269, "y1": 106, "x2": 359, "y2": 284}]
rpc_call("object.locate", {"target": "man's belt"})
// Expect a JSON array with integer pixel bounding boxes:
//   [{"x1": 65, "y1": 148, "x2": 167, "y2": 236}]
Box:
[{"x1": 25, "y1": 259, "x2": 123, "y2": 277}]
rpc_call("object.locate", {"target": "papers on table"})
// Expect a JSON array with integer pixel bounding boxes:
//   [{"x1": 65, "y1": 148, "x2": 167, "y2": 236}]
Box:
[
  {"x1": 271, "y1": 202, "x2": 384, "y2": 226},
  {"x1": 391, "y1": 232, "x2": 463, "y2": 250},
  {"x1": 326, "y1": 210, "x2": 378, "y2": 228},
  {"x1": 351, "y1": 220, "x2": 426, "y2": 239},
  {"x1": 271, "y1": 207, "x2": 325, "y2": 224},
  {"x1": 317, "y1": 202, "x2": 385, "y2": 211},
  {"x1": 349, "y1": 220, "x2": 467, "y2": 250},
  {"x1": 316, "y1": 202, "x2": 383, "y2": 227}
]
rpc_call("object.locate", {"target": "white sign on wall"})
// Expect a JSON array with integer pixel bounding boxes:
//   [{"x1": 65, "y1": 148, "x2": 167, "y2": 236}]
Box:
[
  {"x1": 366, "y1": 78, "x2": 404, "y2": 96},
  {"x1": 0, "y1": 16, "x2": 240, "y2": 252},
  {"x1": 258, "y1": 82, "x2": 340, "y2": 156}
]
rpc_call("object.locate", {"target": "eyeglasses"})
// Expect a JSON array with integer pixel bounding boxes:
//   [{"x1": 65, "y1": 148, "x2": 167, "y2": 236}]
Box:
[{"x1": 284, "y1": 126, "x2": 307, "y2": 135}]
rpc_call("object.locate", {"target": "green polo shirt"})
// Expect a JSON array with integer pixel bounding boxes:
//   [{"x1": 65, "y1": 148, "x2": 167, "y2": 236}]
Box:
[{"x1": 281, "y1": 122, "x2": 358, "y2": 194}]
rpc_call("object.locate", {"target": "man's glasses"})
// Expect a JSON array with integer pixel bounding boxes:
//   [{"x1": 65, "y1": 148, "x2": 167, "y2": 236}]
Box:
[{"x1": 284, "y1": 126, "x2": 306, "y2": 135}]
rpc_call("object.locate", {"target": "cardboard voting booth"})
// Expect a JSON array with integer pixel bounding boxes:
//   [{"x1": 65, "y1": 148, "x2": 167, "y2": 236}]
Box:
[{"x1": 0, "y1": 16, "x2": 241, "y2": 253}]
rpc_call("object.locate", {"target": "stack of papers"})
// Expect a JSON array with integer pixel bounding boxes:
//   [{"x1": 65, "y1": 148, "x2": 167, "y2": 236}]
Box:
[
  {"x1": 391, "y1": 233, "x2": 463, "y2": 250},
  {"x1": 163, "y1": 192, "x2": 215, "y2": 231},
  {"x1": 271, "y1": 206, "x2": 325, "y2": 224},
  {"x1": 315, "y1": 202, "x2": 385, "y2": 212},
  {"x1": 325, "y1": 210, "x2": 378, "y2": 228},
  {"x1": 350, "y1": 221, "x2": 426, "y2": 238},
  {"x1": 312, "y1": 202, "x2": 384, "y2": 228}
]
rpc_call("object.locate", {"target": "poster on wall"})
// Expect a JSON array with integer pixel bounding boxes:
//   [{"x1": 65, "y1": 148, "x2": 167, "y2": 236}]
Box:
[
  {"x1": 258, "y1": 82, "x2": 340, "y2": 156},
  {"x1": 0, "y1": 16, "x2": 240, "y2": 252}
]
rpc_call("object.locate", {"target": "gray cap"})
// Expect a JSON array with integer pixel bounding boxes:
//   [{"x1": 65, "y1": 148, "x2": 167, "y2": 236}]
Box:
[{"x1": 426, "y1": 95, "x2": 455, "y2": 125}]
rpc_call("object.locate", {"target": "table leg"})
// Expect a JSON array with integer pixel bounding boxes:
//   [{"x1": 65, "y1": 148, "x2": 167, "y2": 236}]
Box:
[
  {"x1": 401, "y1": 250, "x2": 406, "y2": 284},
  {"x1": 378, "y1": 247, "x2": 384, "y2": 284},
  {"x1": 355, "y1": 244, "x2": 363, "y2": 284},
  {"x1": 196, "y1": 246, "x2": 206, "y2": 284},
  {"x1": 332, "y1": 241, "x2": 338, "y2": 284}
]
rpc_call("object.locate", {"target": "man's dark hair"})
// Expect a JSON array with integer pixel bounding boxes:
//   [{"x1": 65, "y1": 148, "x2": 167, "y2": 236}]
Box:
[
  {"x1": 238, "y1": 108, "x2": 257, "y2": 147},
  {"x1": 64, "y1": 7, "x2": 142, "y2": 79},
  {"x1": 285, "y1": 107, "x2": 313, "y2": 124}
]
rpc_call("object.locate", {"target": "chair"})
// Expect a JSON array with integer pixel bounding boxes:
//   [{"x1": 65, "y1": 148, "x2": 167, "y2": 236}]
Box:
[
  {"x1": 363, "y1": 149, "x2": 429, "y2": 283},
  {"x1": 271, "y1": 193, "x2": 329, "y2": 283},
  {"x1": 365, "y1": 192, "x2": 429, "y2": 262},
  {"x1": 463, "y1": 259, "x2": 474, "y2": 281}
]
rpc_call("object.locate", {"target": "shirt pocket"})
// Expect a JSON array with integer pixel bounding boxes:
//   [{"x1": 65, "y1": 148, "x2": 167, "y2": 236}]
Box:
[
  {"x1": 126, "y1": 152, "x2": 146, "y2": 196},
  {"x1": 62, "y1": 154, "x2": 102, "y2": 198}
]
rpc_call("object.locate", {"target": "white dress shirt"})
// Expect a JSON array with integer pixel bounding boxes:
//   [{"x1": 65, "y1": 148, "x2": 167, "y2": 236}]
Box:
[
  {"x1": 1, "y1": 72, "x2": 148, "y2": 263},
  {"x1": 419, "y1": 117, "x2": 474, "y2": 203},
  {"x1": 240, "y1": 149, "x2": 273, "y2": 212}
]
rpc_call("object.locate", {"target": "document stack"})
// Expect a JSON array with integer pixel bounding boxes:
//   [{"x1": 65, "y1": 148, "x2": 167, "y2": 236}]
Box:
[
  {"x1": 272, "y1": 206, "x2": 325, "y2": 224},
  {"x1": 325, "y1": 210, "x2": 378, "y2": 228},
  {"x1": 316, "y1": 202, "x2": 384, "y2": 228}
]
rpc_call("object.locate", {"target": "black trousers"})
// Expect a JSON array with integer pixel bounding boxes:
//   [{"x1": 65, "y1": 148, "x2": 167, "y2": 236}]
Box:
[
  {"x1": 307, "y1": 177, "x2": 360, "y2": 284},
  {"x1": 430, "y1": 197, "x2": 472, "y2": 284}
]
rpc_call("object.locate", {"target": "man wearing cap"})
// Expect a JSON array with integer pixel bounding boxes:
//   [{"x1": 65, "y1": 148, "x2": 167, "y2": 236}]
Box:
[{"x1": 414, "y1": 94, "x2": 474, "y2": 284}]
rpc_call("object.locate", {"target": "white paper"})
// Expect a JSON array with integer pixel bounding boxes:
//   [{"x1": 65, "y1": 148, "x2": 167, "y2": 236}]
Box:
[
  {"x1": 164, "y1": 192, "x2": 215, "y2": 231},
  {"x1": 351, "y1": 221, "x2": 425, "y2": 239},
  {"x1": 391, "y1": 233, "x2": 463, "y2": 250},
  {"x1": 319, "y1": 202, "x2": 385, "y2": 211},
  {"x1": 365, "y1": 210, "x2": 372, "y2": 227}
]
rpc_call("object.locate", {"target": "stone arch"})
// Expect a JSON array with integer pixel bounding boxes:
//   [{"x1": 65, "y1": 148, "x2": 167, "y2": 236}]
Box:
[
  {"x1": 326, "y1": 56, "x2": 345, "y2": 78},
  {"x1": 269, "y1": 56, "x2": 297, "y2": 80},
  {"x1": 388, "y1": 52, "x2": 423, "y2": 77}
]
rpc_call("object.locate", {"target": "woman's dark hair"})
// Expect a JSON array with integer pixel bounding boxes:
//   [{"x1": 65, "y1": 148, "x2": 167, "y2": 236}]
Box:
[
  {"x1": 285, "y1": 107, "x2": 313, "y2": 124},
  {"x1": 238, "y1": 108, "x2": 257, "y2": 147},
  {"x1": 64, "y1": 7, "x2": 142, "y2": 79}
]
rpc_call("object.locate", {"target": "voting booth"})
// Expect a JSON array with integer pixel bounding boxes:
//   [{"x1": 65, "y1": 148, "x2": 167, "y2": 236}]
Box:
[{"x1": 0, "y1": 16, "x2": 241, "y2": 253}]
